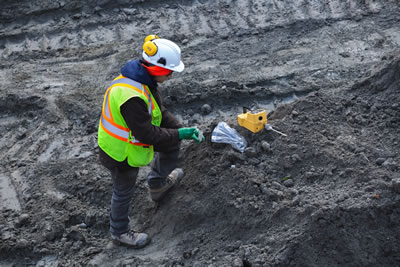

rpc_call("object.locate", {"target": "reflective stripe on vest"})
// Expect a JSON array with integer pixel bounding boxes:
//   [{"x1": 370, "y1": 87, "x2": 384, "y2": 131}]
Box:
[
  {"x1": 110, "y1": 76, "x2": 155, "y2": 114},
  {"x1": 100, "y1": 76, "x2": 153, "y2": 146}
]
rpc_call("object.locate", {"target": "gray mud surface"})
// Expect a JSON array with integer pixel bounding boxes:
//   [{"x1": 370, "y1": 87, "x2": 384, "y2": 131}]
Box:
[{"x1": 1, "y1": 0, "x2": 400, "y2": 266}]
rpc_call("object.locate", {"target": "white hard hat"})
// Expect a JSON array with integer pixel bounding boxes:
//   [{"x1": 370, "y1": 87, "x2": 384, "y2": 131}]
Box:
[{"x1": 142, "y1": 37, "x2": 185, "y2": 72}]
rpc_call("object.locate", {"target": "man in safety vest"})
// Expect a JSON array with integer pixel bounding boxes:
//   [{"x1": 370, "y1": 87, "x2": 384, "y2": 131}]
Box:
[{"x1": 97, "y1": 35, "x2": 203, "y2": 248}]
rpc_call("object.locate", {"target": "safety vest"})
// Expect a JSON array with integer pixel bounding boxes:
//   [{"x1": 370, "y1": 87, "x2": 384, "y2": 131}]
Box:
[{"x1": 98, "y1": 75, "x2": 162, "y2": 167}]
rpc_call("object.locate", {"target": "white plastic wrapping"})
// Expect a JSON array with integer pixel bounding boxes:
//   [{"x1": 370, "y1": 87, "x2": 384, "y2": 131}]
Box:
[{"x1": 211, "y1": 122, "x2": 247, "y2": 152}]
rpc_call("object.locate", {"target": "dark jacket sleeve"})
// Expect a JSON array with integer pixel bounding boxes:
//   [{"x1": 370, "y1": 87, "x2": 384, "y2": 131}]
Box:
[
  {"x1": 160, "y1": 108, "x2": 183, "y2": 129},
  {"x1": 120, "y1": 97, "x2": 180, "y2": 150},
  {"x1": 152, "y1": 87, "x2": 182, "y2": 129}
]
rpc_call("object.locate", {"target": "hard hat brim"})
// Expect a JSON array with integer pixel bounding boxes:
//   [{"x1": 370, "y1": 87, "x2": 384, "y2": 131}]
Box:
[
  {"x1": 142, "y1": 52, "x2": 185, "y2": 73},
  {"x1": 171, "y1": 61, "x2": 184, "y2": 72}
]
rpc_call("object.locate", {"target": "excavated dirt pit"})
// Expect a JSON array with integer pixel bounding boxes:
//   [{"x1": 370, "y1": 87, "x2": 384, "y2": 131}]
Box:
[{"x1": 1, "y1": 0, "x2": 400, "y2": 266}]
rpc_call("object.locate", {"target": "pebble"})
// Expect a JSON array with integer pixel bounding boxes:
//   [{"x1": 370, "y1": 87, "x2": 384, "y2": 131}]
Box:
[
  {"x1": 291, "y1": 196, "x2": 301, "y2": 206},
  {"x1": 17, "y1": 238, "x2": 29, "y2": 248},
  {"x1": 358, "y1": 153, "x2": 370, "y2": 165},
  {"x1": 248, "y1": 158, "x2": 260, "y2": 165},
  {"x1": 201, "y1": 104, "x2": 212, "y2": 115},
  {"x1": 183, "y1": 251, "x2": 191, "y2": 259},
  {"x1": 283, "y1": 179, "x2": 294, "y2": 187},
  {"x1": 17, "y1": 127, "x2": 27, "y2": 140},
  {"x1": 260, "y1": 184, "x2": 268, "y2": 194},
  {"x1": 72, "y1": 13, "x2": 81, "y2": 19},
  {"x1": 288, "y1": 144, "x2": 298, "y2": 150},
  {"x1": 187, "y1": 109, "x2": 195, "y2": 116},
  {"x1": 77, "y1": 151, "x2": 93, "y2": 159},
  {"x1": 192, "y1": 113, "x2": 201, "y2": 123},
  {"x1": 339, "y1": 52, "x2": 351, "y2": 58},
  {"x1": 223, "y1": 150, "x2": 245, "y2": 162},
  {"x1": 44, "y1": 231, "x2": 56, "y2": 241},
  {"x1": 291, "y1": 154, "x2": 301, "y2": 162},
  {"x1": 271, "y1": 181, "x2": 284, "y2": 190},
  {"x1": 2, "y1": 231, "x2": 12, "y2": 240},
  {"x1": 288, "y1": 188, "x2": 298, "y2": 196},
  {"x1": 208, "y1": 167, "x2": 217, "y2": 176},
  {"x1": 122, "y1": 8, "x2": 137, "y2": 15},
  {"x1": 282, "y1": 156, "x2": 292, "y2": 169},
  {"x1": 383, "y1": 159, "x2": 398, "y2": 171},
  {"x1": 391, "y1": 178, "x2": 400, "y2": 193},
  {"x1": 244, "y1": 147, "x2": 257, "y2": 158},
  {"x1": 67, "y1": 230, "x2": 85, "y2": 242},
  {"x1": 232, "y1": 258, "x2": 243, "y2": 267},
  {"x1": 15, "y1": 213, "x2": 30, "y2": 227},
  {"x1": 376, "y1": 158, "x2": 385, "y2": 165},
  {"x1": 192, "y1": 247, "x2": 200, "y2": 256},
  {"x1": 261, "y1": 141, "x2": 271, "y2": 152},
  {"x1": 304, "y1": 171, "x2": 316, "y2": 180},
  {"x1": 85, "y1": 211, "x2": 97, "y2": 227}
]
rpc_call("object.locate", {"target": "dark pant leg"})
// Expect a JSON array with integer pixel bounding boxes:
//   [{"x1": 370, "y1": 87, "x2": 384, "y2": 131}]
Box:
[
  {"x1": 109, "y1": 166, "x2": 138, "y2": 236},
  {"x1": 147, "y1": 145, "x2": 180, "y2": 188}
]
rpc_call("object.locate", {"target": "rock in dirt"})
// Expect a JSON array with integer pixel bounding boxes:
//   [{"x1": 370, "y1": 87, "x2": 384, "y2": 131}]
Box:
[
  {"x1": 376, "y1": 157, "x2": 386, "y2": 165},
  {"x1": 391, "y1": 178, "x2": 400, "y2": 193},
  {"x1": 191, "y1": 113, "x2": 202, "y2": 123},
  {"x1": 16, "y1": 238, "x2": 29, "y2": 248},
  {"x1": 201, "y1": 104, "x2": 212, "y2": 115},
  {"x1": 15, "y1": 213, "x2": 30, "y2": 228},
  {"x1": 232, "y1": 258, "x2": 244, "y2": 267},
  {"x1": 383, "y1": 158, "x2": 398, "y2": 171},
  {"x1": 283, "y1": 179, "x2": 294, "y2": 187},
  {"x1": 244, "y1": 147, "x2": 257, "y2": 158},
  {"x1": 260, "y1": 141, "x2": 271, "y2": 152},
  {"x1": 223, "y1": 150, "x2": 246, "y2": 163},
  {"x1": 67, "y1": 229, "x2": 85, "y2": 242}
]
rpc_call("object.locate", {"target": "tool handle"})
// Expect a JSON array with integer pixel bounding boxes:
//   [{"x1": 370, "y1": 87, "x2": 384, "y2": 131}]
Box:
[
  {"x1": 265, "y1": 124, "x2": 287, "y2": 137},
  {"x1": 271, "y1": 128, "x2": 287, "y2": 137}
]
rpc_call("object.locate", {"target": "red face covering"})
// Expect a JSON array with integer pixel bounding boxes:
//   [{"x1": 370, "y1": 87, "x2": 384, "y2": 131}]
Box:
[{"x1": 142, "y1": 64, "x2": 172, "y2": 76}]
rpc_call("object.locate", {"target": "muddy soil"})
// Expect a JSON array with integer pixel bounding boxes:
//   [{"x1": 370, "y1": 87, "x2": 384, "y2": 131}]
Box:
[{"x1": 1, "y1": 0, "x2": 400, "y2": 266}]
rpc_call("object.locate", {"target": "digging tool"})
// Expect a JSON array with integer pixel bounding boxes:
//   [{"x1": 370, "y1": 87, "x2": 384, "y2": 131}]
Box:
[
  {"x1": 237, "y1": 107, "x2": 288, "y2": 136},
  {"x1": 237, "y1": 107, "x2": 267, "y2": 133},
  {"x1": 264, "y1": 124, "x2": 287, "y2": 137}
]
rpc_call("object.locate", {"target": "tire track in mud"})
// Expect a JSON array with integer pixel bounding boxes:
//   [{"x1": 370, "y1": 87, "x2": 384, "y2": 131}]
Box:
[
  {"x1": 0, "y1": 0, "x2": 397, "y2": 206},
  {"x1": 2, "y1": 0, "x2": 398, "y2": 113},
  {"x1": 0, "y1": 93, "x2": 98, "y2": 215},
  {"x1": 0, "y1": 104, "x2": 50, "y2": 212},
  {"x1": 0, "y1": 0, "x2": 396, "y2": 58}
]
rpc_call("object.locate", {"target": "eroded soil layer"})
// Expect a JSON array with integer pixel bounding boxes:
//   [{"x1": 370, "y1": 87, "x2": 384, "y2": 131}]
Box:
[{"x1": 1, "y1": 0, "x2": 400, "y2": 266}]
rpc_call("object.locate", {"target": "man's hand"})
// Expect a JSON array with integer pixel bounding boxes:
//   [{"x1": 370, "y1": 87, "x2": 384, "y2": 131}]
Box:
[{"x1": 178, "y1": 127, "x2": 204, "y2": 143}]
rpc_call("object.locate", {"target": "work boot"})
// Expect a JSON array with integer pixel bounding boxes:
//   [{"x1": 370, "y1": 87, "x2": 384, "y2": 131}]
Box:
[
  {"x1": 111, "y1": 232, "x2": 151, "y2": 248},
  {"x1": 149, "y1": 168, "x2": 184, "y2": 202}
]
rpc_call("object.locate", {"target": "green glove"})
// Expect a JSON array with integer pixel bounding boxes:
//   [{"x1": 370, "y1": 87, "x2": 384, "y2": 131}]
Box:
[{"x1": 178, "y1": 127, "x2": 204, "y2": 143}]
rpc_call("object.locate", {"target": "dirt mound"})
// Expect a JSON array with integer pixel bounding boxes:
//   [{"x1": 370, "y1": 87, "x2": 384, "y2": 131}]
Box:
[
  {"x1": 135, "y1": 56, "x2": 400, "y2": 266},
  {"x1": 3, "y1": 58, "x2": 399, "y2": 266}
]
